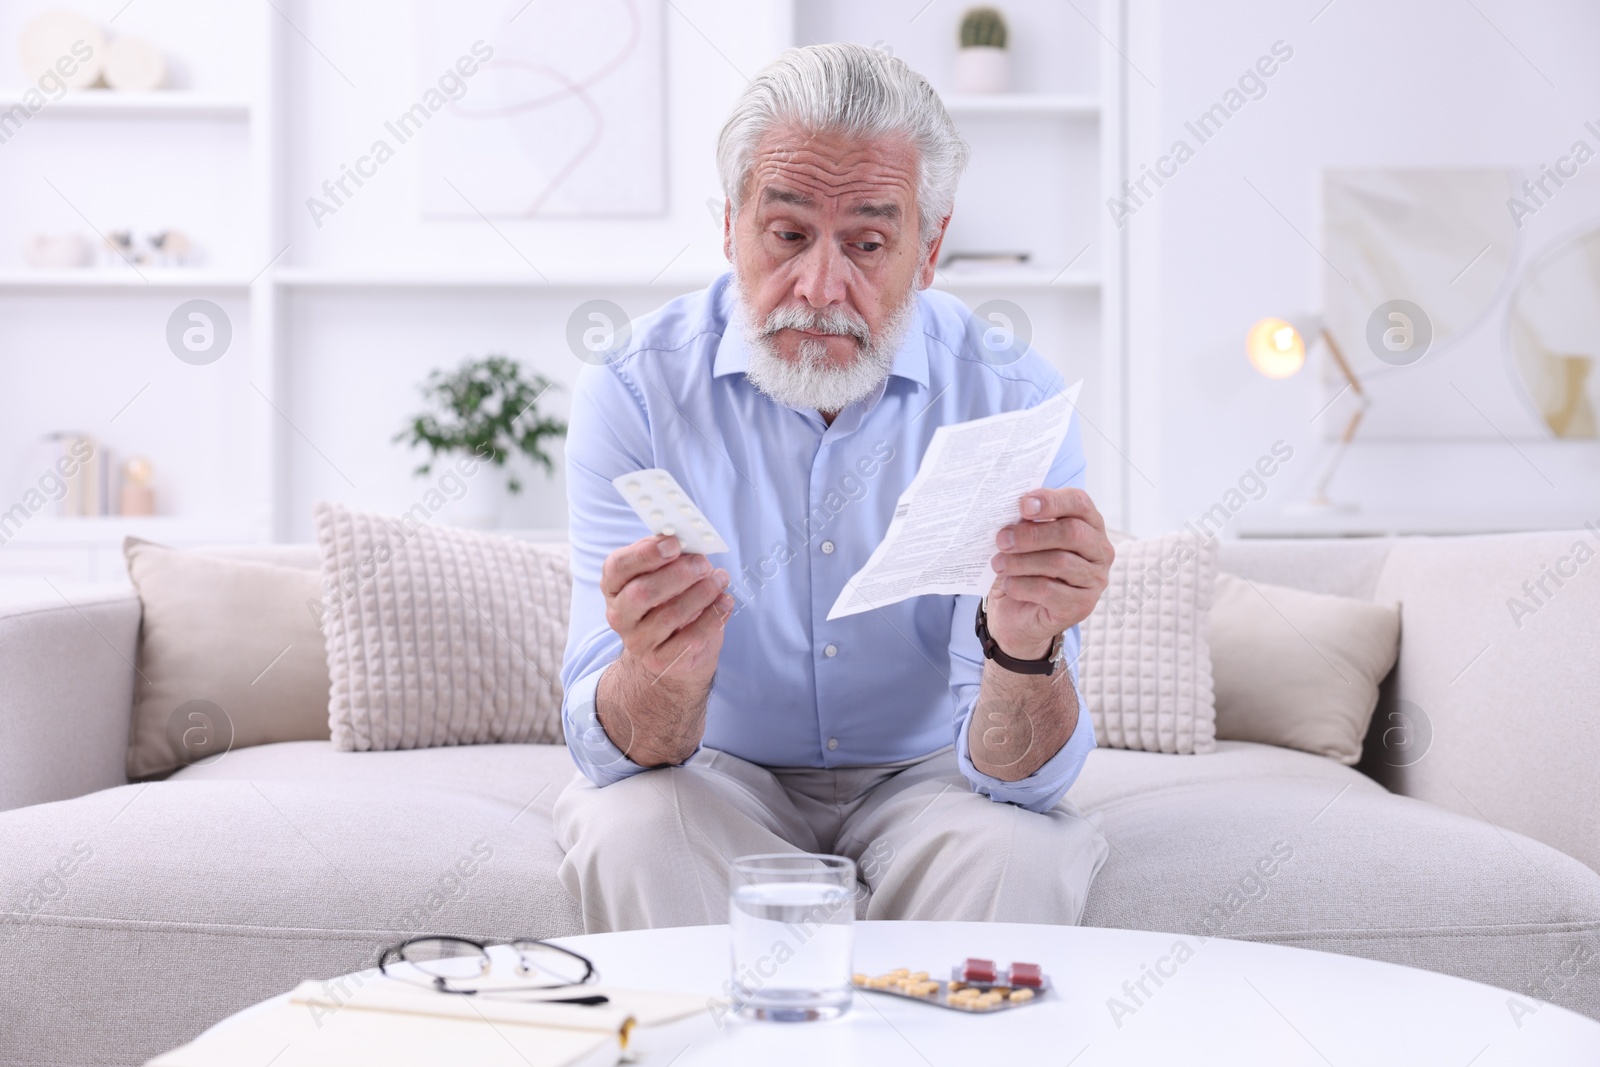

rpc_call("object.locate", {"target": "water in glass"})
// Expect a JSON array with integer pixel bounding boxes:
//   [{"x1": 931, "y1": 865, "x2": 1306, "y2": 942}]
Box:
[{"x1": 729, "y1": 854, "x2": 856, "y2": 1021}]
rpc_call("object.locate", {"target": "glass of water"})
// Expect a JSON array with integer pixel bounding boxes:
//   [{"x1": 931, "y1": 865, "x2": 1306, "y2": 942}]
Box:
[{"x1": 729, "y1": 853, "x2": 857, "y2": 1021}]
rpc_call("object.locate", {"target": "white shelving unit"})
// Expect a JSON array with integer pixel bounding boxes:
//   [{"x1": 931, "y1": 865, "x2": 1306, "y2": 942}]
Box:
[
  {"x1": 939, "y1": 92, "x2": 1099, "y2": 117},
  {"x1": 1, "y1": 0, "x2": 1130, "y2": 580},
  {"x1": 0, "y1": 270, "x2": 254, "y2": 290},
  {"x1": 0, "y1": 90, "x2": 250, "y2": 119}
]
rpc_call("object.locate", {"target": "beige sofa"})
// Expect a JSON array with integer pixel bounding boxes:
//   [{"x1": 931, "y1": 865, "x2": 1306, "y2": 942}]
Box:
[{"x1": 2, "y1": 532, "x2": 1599, "y2": 1066}]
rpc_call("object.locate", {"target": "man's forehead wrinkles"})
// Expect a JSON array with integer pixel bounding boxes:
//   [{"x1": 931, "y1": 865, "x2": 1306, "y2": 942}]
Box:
[{"x1": 752, "y1": 162, "x2": 914, "y2": 207}]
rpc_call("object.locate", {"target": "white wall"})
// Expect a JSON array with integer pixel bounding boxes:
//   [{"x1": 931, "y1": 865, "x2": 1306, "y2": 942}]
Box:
[
  {"x1": 1125, "y1": 0, "x2": 1600, "y2": 536},
  {"x1": 272, "y1": 0, "x2": 791, "y2": 539}
]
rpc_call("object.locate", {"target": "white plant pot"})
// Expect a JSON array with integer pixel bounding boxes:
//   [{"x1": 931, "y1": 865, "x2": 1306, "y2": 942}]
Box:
[
  {"x1": 954, "y1": 47, "x2": 1009, "y2": 94},
  {"x1": 444, "y1": 461, "x2": 509, "y2": 530}
]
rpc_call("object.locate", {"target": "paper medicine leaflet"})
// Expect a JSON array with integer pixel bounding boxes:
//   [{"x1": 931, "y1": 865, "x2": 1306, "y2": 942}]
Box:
[{"x1": 826, "y1": 380, "x2": 1082, "y2": 620}]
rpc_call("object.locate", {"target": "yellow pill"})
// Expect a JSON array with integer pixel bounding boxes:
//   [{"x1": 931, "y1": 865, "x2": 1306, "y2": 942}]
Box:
[
  {"x1": 909, "y1": 971, "x2": 929, "y2": 982},
  {"x1": 948, "y1": 981, "x2": 965, "y2": 993},
  {"x1": 852, "y1": 973, "x2": 868, "y2": 986},
  {"x1": 890, "y1": 968, "x2": 909, "y2": 978},
  {"x1": 1009, "y1": 988, "x2": 1035, "y2": 1003}
]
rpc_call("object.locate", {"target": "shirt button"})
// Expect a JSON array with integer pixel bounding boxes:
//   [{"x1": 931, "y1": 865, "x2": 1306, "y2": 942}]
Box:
[
  {"x1": 820, "y1": 540, "x2": 835, "y2": 554},
  {"x1": 827, "y1": 738, "x2": 839, "y2": 751},
  {"x1": 824, "y1": 643, "x2": 838, "y2": 658}
]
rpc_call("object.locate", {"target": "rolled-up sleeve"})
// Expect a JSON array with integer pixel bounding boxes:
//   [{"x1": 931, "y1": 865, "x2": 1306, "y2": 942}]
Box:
[
  {"x1": 945, "y1": 395, "x2": 1098, "y2": 813},
  {"x1": 560, "y1": 361, "x2": 657, "y2": 787}
]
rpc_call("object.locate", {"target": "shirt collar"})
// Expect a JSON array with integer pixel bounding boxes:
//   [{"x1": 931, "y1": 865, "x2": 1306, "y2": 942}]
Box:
[{"x1": 712, "y1": 277, "x2": 930, "y2": 390}]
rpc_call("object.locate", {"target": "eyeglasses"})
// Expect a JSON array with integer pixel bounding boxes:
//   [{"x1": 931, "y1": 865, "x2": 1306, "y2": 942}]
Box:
[{"x1": 378, "y1": 936, "x2": 604, "y2": 1005}]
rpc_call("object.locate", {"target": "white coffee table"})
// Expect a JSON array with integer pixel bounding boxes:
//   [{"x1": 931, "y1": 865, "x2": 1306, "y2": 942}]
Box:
[{"x1": 184, "y1": 921, "x2": 1600, "y2": 1065}]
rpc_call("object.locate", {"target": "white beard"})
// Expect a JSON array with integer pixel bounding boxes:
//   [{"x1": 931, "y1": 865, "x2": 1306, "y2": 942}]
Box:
[{"x1": 736, "y1": 277, "x2": 918, "y2": 414}]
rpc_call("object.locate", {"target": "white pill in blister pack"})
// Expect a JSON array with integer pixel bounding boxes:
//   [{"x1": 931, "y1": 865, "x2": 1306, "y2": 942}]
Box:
[{"x1": 611, "y1": 468, "x2": 730, "y2": 556}]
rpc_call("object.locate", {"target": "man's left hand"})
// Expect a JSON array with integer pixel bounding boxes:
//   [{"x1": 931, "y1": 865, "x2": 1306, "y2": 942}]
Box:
[{"x1": 986, "y1": 487, "x2": 1115, "y2": 661}]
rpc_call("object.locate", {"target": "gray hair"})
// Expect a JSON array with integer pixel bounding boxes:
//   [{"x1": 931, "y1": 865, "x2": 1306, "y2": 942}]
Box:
[{"x1": 716, "y1": 43, "x2": 970, "y2": 253}]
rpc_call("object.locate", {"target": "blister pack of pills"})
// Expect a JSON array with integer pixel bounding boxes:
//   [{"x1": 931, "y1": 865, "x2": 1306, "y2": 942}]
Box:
[
  {"x1": 855, "y1": 959, "x2": 1050, "y2": 1013},
  {"x1": 612, "y1": 468, "x2": 729, "y2": 556}
]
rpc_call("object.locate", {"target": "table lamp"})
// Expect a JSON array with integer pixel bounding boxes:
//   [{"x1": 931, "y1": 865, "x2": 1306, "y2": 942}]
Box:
[{"x1": 1245, "y1": 315, "x2": 1369, "y2": 511}]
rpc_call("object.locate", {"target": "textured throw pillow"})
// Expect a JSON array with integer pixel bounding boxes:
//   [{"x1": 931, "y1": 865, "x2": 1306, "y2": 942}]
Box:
[
  {"x1": 124, "y1": 538, "x2": 332, "y2": 779},
  {"x1": 1078, "y1": 532, "x2": 1218, "y2": 754},
  {"x1": 1210, "y1": 572, "x2": 1401, "y2": 765},
  {"x1": 312, "y1": 501, "x2": 570, "y2": 751}
]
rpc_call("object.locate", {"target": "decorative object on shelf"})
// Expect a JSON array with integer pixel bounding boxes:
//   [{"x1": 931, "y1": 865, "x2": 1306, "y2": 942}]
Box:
[
  {"x1": 37, "y1": 432, "x2": 109, "y2": 517},
  {"x1": 103, "y1": 230, "x2": 138, "y2": 268},
  {"x1": 955, "y1": 7, "x2": 1010, "y2": 94},
  {"x1": 98, "y1": 229, "x2": 195, "y2": 268},
  {"x1": 395, "y1": 355, "x2": 567, "y2": 528},
  {"x1": 120, "y1": 457, "x2": 155, "y2": 516},
  {"x1": 19, "y1": 9, "x2": 105, "y2": 89},
  {"x1": 103, "y1": 36, "x2": 166, "y2": 91},
  {"x1": 941, "y1": 251, "x2": 1030, "y2": 273},
  {"x1": 1246, "y1": 315, "x2": 1367, "y2": 512},
  {"x1": 23, "y1": 233, "x2": 92, "y2": 268},
  {"x1": 149, "y1": 229, "x2": 193, "y2": 267}
]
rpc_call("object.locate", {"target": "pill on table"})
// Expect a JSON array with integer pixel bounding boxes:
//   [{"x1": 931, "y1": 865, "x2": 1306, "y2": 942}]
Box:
[
  {"x1": 963, "y1": 958, "x2": 997, "y2": 983},
  {"x1": 1009, "y1": 962, "x2": 1043, "y2": 988},
  {"x1": 910, "y1": 971, "x2": 929, "y2": 982},
  {"x1": 890, "y1": 968, "x2": 909, "y2": 978},
  {"x1": 1009, "y1": 988, "x2": 1035, "y2": 1003}
]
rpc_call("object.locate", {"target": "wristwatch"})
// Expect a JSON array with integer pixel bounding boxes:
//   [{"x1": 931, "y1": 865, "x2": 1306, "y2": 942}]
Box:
[{"x1": 974, "y1": 598, "x2": 1062, "y2": 676}]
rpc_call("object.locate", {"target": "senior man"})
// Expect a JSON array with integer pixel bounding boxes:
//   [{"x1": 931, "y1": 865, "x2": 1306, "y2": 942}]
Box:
[{"x1": 555, "y1": 42, "x2": 1114, "y2": 932}]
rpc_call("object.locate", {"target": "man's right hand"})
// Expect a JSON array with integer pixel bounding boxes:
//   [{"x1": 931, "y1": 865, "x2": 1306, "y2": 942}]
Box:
[{"x1": 594, "y1": 535, "x2": 733, "y2": 766}]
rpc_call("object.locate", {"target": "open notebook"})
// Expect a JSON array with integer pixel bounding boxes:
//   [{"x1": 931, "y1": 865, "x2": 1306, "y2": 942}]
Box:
[{"x1": 148, "y1": 979, "x2": 705, "y2": 1067}]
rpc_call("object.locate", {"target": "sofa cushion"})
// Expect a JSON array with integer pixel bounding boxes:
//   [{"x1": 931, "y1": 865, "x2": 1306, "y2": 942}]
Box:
[
  {"x1": 313, "y1": 502, "x2": 571, "y2": 752},
  {"x1": 0, "y1": 777, "x2": 584, "y2": 1066},
  {"x1": 1079, "y1": 531, "x2": 1218, "y2": 754},
  {"x1": 171, "y1": 738, "x2": 581, "y2": 810},
  {"x1": 1069, "y1": 739, "x2": 1378, "y2": 812},
  {"x1": 123, "y1": 538, "x2": 332, "y2": 778},
  {"x1": 1209, "y1": 573, "x2": 1401, "y2": 765},
  {"x1": 1079, "y1": 751, "x2": 1600, "y2": 1021}
]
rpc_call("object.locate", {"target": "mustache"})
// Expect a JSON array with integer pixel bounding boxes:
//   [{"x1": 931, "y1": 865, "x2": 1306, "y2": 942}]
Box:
[{"x1": 760, "y1": 304, "x2": 871, "y2": 344}]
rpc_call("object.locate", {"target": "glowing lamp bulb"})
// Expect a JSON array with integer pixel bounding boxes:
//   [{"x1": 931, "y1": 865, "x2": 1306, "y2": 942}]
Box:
[{"x1": 1247, "y1": 317, "x2": 1307, "y2": 379}]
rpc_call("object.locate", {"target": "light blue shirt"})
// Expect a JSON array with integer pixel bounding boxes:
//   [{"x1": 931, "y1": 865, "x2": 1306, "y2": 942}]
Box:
[{"x1": 560, "y1": 273, "x2": 1096, "y2": 812}]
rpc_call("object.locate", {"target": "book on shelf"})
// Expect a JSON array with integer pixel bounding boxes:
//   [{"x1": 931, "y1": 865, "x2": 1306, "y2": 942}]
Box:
[{"x1": 33, "y1": 433, "x2": 113, "y2": 518}]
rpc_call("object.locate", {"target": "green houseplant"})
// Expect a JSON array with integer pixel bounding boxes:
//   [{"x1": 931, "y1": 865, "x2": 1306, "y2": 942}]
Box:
[
  {"x1": 956, "y1": 6, "x2": 1010, "y2": 93},
  {"x1": 395, "y1": 354, "x2": 567, "y2": 496}
]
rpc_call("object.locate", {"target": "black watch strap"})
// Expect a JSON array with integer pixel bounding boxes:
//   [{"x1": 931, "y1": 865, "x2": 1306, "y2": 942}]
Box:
[{"x1": 974, "y1": 598, "x2": 1060, "y2": 675}]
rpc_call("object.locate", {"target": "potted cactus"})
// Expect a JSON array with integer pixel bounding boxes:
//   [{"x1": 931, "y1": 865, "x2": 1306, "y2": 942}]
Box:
[{"x1": 955, "y1": 6, "x2": 1010, "y2": 93}]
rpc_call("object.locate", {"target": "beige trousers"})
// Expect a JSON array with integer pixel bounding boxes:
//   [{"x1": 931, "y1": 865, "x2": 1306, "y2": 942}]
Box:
[{"x1": 554, "y1": 745, "x2": 1108, "y2": 933}]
